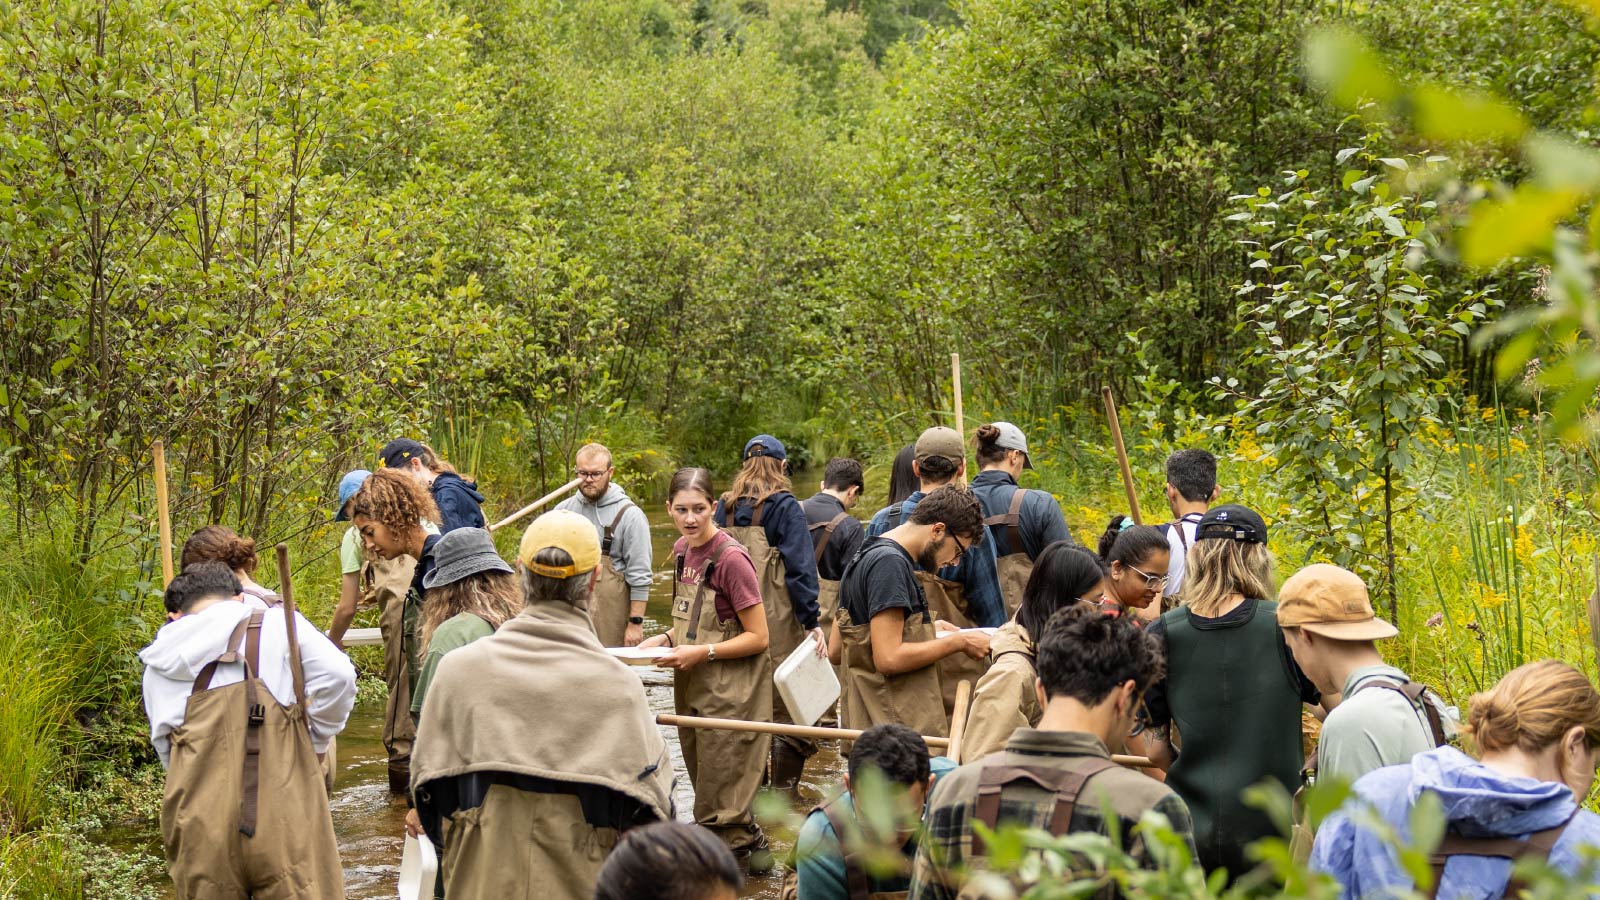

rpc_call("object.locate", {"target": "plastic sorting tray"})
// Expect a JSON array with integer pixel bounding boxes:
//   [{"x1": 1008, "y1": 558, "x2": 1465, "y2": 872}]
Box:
[{"x1": 774, "y1": 638, "x2": 840, "y2": 727}]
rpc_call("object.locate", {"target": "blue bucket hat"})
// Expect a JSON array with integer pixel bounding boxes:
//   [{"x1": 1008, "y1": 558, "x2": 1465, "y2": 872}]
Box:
[
  {"x1": 335, "y1": 469, "x2": 372, "y2": 521},
  {"x1": 743, "y1": 434, "x2": 787, "y2": 462}
]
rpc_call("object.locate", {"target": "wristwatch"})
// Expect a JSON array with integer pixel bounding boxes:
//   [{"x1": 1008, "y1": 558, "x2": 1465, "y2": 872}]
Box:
[
  {"x1": 628, "y1": 616, "x2": 644, "y2": 625},
  {"x1": 707, "y1": 643, "x2": 718, "y2": 661}
]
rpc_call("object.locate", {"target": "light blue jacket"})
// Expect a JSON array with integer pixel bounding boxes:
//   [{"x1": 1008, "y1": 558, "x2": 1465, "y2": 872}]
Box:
[{"x1": 1311, "y1": 745, "x2": 1600, "y2": 898}]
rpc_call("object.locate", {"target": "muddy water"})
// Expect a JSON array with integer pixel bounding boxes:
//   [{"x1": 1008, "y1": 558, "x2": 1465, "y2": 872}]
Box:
[{"x1": 329, "y1": 505, "x2": 846, "y2": 899}]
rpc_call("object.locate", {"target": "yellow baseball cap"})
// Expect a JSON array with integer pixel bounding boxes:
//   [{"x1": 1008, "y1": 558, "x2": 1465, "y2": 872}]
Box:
[
  {"x1": 1277, "y1": 563, "x2": 1399, "y2": 640},
  {"x1": 518, "y1": 510, "x2": 600, "y2": 578}
]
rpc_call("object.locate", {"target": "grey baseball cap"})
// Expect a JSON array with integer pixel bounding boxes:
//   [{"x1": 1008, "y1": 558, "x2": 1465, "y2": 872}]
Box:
[
  {"x1": 423, "y1": 527, "x2": 514, "y2": 590},
  {"x1": 989, "y1": 421, "x2": 1033, "y2": 469}
]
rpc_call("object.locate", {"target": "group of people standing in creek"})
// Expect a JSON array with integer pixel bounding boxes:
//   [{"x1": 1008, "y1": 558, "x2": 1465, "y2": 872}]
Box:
[{"x1": 138, "y1": 427, "x2": 1600, "y2": 900}]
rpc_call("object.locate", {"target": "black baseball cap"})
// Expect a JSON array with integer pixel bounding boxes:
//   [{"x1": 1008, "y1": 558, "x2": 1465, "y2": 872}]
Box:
[
  {"x1": 379, "y1": 438, "x2": 426, "y2": 469},
  {"x1": 1195, "y1": 504, "x2": 1268, "y2": 544}
]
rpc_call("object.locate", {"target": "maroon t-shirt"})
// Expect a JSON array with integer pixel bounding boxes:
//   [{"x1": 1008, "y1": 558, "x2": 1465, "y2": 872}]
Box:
[{"x1": 674, "y1": 530, "x2": 763, "y2": 622}]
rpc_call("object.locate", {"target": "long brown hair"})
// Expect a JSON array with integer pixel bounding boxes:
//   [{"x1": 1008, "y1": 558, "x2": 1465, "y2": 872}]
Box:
[
  {"x1": 181, "y1": 525, "x2": 259, "y2": 574},
  {"x1": 414, "y1": 442, "x2": 459, "y2": 476},
  {"x1": 420, "y1": 569, "x2": 521, "y2": 651},
  {"x1": 723, "y1": 455, "x2": 790, "y2": 507}
]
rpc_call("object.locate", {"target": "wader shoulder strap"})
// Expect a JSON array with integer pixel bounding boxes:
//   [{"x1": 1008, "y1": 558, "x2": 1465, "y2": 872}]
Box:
[
  {"x1": 1424, "y1": 812, "x2": 1576, "y2": 900},
  {"x1": 972, "y1": 758, "x2": 1121, "y2": 856},
  {"x1": 239, "y1": 610, "x2": 267, "y2": 837},
  {"x1": 240, "y1": 585, "x2": 282, "y2": 607},
  {"x1": 683, "y1": 540, "x2": 737, "y2": 641},
  {"x1": 750, "y1": 496, "x2": 769, "y2": 528},
  {"x1": 1167, "y1": 513, "x2": 1203, "y2": 552},
  {"x1": 810, "y1": 511, "x2": 851, "y2": 564},
  {"x1": 1352, "y1": 679, "x2": 1450, "y2": 748},
  {"x1": 887, "y1": 500, "x2": 911, "y2": 530},
  {"x1": 602, "y1": 503, "x2": 635, "y2": 556},
  {"x1": 191, "y1": 614, "x2": 254, "y2": 694},
  {"x1": 816, "y1": 799, "x2": 873, "y2": 900}
]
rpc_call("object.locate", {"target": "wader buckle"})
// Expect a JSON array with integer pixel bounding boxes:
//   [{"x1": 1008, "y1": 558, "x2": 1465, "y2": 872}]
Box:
[{"x1": 247, "y1": 703, "x2": 266, "y2": 726}]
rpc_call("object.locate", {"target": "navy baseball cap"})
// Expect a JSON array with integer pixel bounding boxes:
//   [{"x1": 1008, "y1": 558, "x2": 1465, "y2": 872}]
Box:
[
  {"x1": 379, "y1": 438, "x2": 426, "y2": 470},
  {"x1": 743, "y1": 434, "x2": 787, "y2": 462}
]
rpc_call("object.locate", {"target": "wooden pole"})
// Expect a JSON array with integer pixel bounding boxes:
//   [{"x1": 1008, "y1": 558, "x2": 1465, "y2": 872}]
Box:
[
  {"x1": 655, "y1": 713, "x2": 1155, "y2": 768},
  {"x1": 1587, "y1": 554, "x2": 1600, "y2": 665},
  {"x1": 951, "y1": 353, "x2": 965, "y2": 439},
  {"x1": 1101, "y1": 387, "x2": 1143, "y2": 526},
  {"x1": 947, "y1": 679, "x2": 973, "y2": 764},
  {"x1": 488, "y1": 478, "x2": 582, "y2": 533},
  {"x1": 275, "y1": 544, "x2": 308, "y2": 711},
  {"x1": 152, "y1": 439, "x2": 175, "y2": 587}
]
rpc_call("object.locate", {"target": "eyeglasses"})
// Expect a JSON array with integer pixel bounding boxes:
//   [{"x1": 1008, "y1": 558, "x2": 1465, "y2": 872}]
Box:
[
  {"x1": 575, "y1": 469, "x2": 610, "y2": 481},
  {"x1": 1128, "y1": 695, "x2": 1152, "y2": 737},
  {"x1": 1125, "y1": 562, "x2": 1169, "y2": 590}
]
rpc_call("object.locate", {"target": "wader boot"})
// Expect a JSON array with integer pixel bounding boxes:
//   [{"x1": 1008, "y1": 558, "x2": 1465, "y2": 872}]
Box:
[
  {"x1": 671, "y1": 544, "x2": 776, "y2": 871},
  {"x1": 837, "y1": 606, "x2": 947, "y2": 739},
  {"x1": 984, "y1": 491, "x2": 1032, "y2": 617},
  {"x1": 809, "y1": 511, "x2": 850, "y2": 730},
  {"x1": 587, "y1": 503, "x2": 635, "y2": 647},
  {"x1": 161, "y1": 610, "x2": 345, "y2": 899},
  {"x1": 725, "y1": 499, "x2": 816, "y2": 781},
  {"x1": 914, "y1": 571, "x2": 988, "y2": 722},
  {"x1": 366, "y1": 552, "x2": 418, "y2": 794}
]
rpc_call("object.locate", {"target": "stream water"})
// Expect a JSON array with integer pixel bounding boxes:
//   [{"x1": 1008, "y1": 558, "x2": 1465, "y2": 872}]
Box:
[{"x1": 112, "y1": 504, "x2": 846, "y2": 899}]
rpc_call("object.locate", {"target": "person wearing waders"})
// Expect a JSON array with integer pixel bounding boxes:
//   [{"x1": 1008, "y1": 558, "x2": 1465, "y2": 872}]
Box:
[
  {"x1": 142, "y1": 562, "x2": 356, "y2": 898},
  {"x1": 802, "y1": 457, "x2": 867, "y2": 728},
  {"x1": 556, "y1": 442, "x2": 652, "y2": 647},
  {"x1": 411, "y1": 510, "x2": 676, "y2": 900},
  {"x1": 326, "y1": 468, "x2": 435, "y2": 792},
  {"x1": 969, "y1": 423, "x2": 1075, "y2": 617},
  {"x1": 180, "y1": 526, "x2": 284, "y2": 610},
  {"x1": 379, "y1": 438, "x2": 487, "y2": 534},
  {"x1": 865, "y1": 427, "x2": 1005, "y2": 720},
  {"x1": 1156, "y1": 449, "x2": 1219, "y2": 610},
  {"x1": 638, "y1": 468, "x2": 776, "y2": 871},
  {"x1": 830, "y1": 484, "x2": 992, "y2": 738},
  {"x1": 715, "y1": 435, "x2": 826, "y2": 797}
]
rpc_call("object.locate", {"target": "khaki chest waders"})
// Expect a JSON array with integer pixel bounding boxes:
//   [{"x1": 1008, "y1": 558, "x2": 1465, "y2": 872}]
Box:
[
  {"x1": 983, "y1": 490, "x2": 1032, "y2": 618},
  {"x1": 914, "y1": 570, "x2": 989, "y2": 722},
  {"x1": 670, "y1": 542, "x2": 774, "y2": 849},
  {"x1": 1422, "y1": 814, "x2": 1574, "y2": 900},
  {"x1": 363, "y1": 551, "x2": 418, "y2": 792},
  {"x1": 970, "y1": 756, "x2": 1121, "y2": 857},
  {"x1": 160, "y1": 610, "x2": 344, "y2": 899},
  {"x1": 810, "y1": 511, "x2": 851, "y2": 729},
  {"x1": 837, "y1": 605, "x2": 948, "y2": 739},
  {"x1": 441, "y1": 783, "x2": 622, "y2": 900},
  {"x1": 587, "y1": 503, "x2": 636, "y2": 647},
  {"x1": 725, "y1": 498, "x2": 813, "y2": 760}
]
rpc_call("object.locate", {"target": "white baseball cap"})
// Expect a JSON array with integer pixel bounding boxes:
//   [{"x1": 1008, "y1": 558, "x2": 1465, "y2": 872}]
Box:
[{"x1": 989, "y1": 421, "x2": 1033, "y2": 469}]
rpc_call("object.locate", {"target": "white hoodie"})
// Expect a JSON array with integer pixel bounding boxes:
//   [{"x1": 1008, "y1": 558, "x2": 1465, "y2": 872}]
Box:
[{"x1": 140, "y1": 599, "x2": 357, "y2": 768}]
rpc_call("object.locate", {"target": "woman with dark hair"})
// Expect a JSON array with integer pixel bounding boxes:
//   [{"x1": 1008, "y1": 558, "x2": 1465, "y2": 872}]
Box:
[
  {"x1": 714, "y1": 435, "x2": 824, "y2": 792},
  {"x1": 1095, "y1": 516, "x2": 1171, "y2": 620},
  {"x1": 379, "y1": 438, "x2": 487, "y2": 534},
  {"x1": 180, "y1": 525, "x2": 280, "y2": 608},
  {"x1": 638, "y1": 468, "x2": 774, "y2": 871},
  {"x1": 960, "y1": 543, "x2": 1108, "y2": 761},
  {"x1": 886, "y1": 443, "x2": 918, "y2": 507},
  {"x1": 970, "y1": 422, "x2": 1076, "y2": 615},
  {"x1": 594, "y1": 822, "x2": 743, "y2": 900}
]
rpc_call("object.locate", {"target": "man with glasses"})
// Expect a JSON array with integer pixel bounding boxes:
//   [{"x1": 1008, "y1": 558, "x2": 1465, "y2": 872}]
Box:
[
  {"x1": 910, "y1": 604, "x2": 1195, "y2": 900},
  {"x1": 556, "y1": 443, "x2": 653, "y2": 647}
]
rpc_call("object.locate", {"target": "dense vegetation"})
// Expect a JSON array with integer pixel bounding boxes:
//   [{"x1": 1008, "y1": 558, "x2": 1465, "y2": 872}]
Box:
[{"x1": 1, "y1": 0, "x2": 1598, "y2": 895}]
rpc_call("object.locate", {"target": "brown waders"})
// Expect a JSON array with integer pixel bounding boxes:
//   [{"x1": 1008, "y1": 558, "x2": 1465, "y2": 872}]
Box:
[
  {"x1": 365, "y1": 551, "x2": 418, "y2": 794},
  {"x1": 914, "y1": 571, "x2": 989, "y2": 722},
  {"x1": 809, "y1": 511, "x2": 850, "y2": 728},
  {"x1": 970, "y1": 757, "x2": 1122, "y2": 857},
  {"x1": 587, "y1": 503, "x2": 636, "y2": 648},
  {"x1": 984, "y1": 491, "x2": 1032, "y2": 618},
  {"x1": 440, "y1": 784, "x2": 622, "y2": 900},
  {"x1": 161, "y1": 611, "x2": 344, "y2": 899},
  {"x1": 725, "y1": 499, "x2": 813, "y2": 789},
  {"x1": 837, "y1": 606, "x2": 947, "y2": 738},
  {"x1": 671, "y1": 543, "x2": 774, "y2": 852}
]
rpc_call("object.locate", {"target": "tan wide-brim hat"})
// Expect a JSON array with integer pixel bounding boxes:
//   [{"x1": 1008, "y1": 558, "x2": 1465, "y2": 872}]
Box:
[{"x1": 1278, "y1": 563, "x2": 1399, "y2": 641}]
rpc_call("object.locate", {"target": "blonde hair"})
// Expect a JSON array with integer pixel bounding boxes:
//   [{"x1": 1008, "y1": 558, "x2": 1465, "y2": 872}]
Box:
[
  {"x1": 1467, "y1": 660, "x2": 1600, "y2": 754},
  {"x1": 1182, "y1": 539, "x2": 1275, "y2": 616},
  {"x1": 576, "y1": 443, "x2": 613, "y2": 468},
  {"x1": 415, "y1": 443, "x2": 459, "y2": 476},
  {"x1": 723, "y1": 455, "x2": 790, "y2": 507},
  {"x1": 420, "y1": 569, "x2": 522, "y2": 651}
]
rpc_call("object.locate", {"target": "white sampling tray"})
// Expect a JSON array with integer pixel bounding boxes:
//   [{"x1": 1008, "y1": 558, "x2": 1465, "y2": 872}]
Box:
[{"x1": 774, "y1": 639, "x2": 840, "y2": 727}]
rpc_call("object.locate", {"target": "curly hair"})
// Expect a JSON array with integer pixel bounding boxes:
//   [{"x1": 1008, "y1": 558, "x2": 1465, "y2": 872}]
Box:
[
  {"x1": 181, "y1": 525, "x2": 259, "y2": 574},
  {"x1": 908, "y1": 483, "x2": 984, "y2": 540},
  {"x1": 1037, "y1": 603, "x2": 1165, "y2": 705},
  {"x1": 421, "y1": 569, "x2": 521, "y2": 651},
  {"x1": 350, "y1": 467, "x2": 441, "y2": 532}
]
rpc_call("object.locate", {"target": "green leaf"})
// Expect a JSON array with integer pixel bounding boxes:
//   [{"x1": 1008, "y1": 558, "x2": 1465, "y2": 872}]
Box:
[
  {"x1": 1410, "y1": 83, "x2": 1529, "y2": 145},
  {"x1": 1305, "y1": 29, "x2": 1398, "y2": 108},
  {"x1": 1459, "y1": 186, "x2": 1581, "y2": 267},
  {"x1": 1525, "y1": 134, "x2": 1600, "y2": 192}
]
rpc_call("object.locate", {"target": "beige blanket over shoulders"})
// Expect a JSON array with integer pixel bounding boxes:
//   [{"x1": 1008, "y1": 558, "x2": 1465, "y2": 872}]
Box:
[{"x1": 411, "y1": 601, "x2": 676, "y2": 820}]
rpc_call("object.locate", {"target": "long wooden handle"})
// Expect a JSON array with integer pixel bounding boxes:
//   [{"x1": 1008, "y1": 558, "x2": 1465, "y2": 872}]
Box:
[
  {"x1": 654, "y1": 713, "x2": 1155, "y2": 768},
  {"x1": 153, "y1": 439, "x2": 175, "y2": 587},
  {"x1": 1588, "y1": 554, "x2": 1600, "y2": 665},
  {"x1": 951, "y1": 352, "x2": 965, "y2": 439},
  {"x1": 1102, "y1": 387, "x2": 1143, "y2": 526},
  {"x1": 947, "y1": 679, "x2": 973, "y2": 764},
  {"x1": 488, "y1": 478, "x2": 582, "y2": 533},
  {"x1": 276, "y1": 544, "x2": 308, "y2": 713}
]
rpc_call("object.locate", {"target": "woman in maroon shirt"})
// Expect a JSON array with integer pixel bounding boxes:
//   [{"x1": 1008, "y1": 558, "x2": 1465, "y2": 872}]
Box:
[{"x1": 639, "y1": 468, "x2": 774, "y2": 870}]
